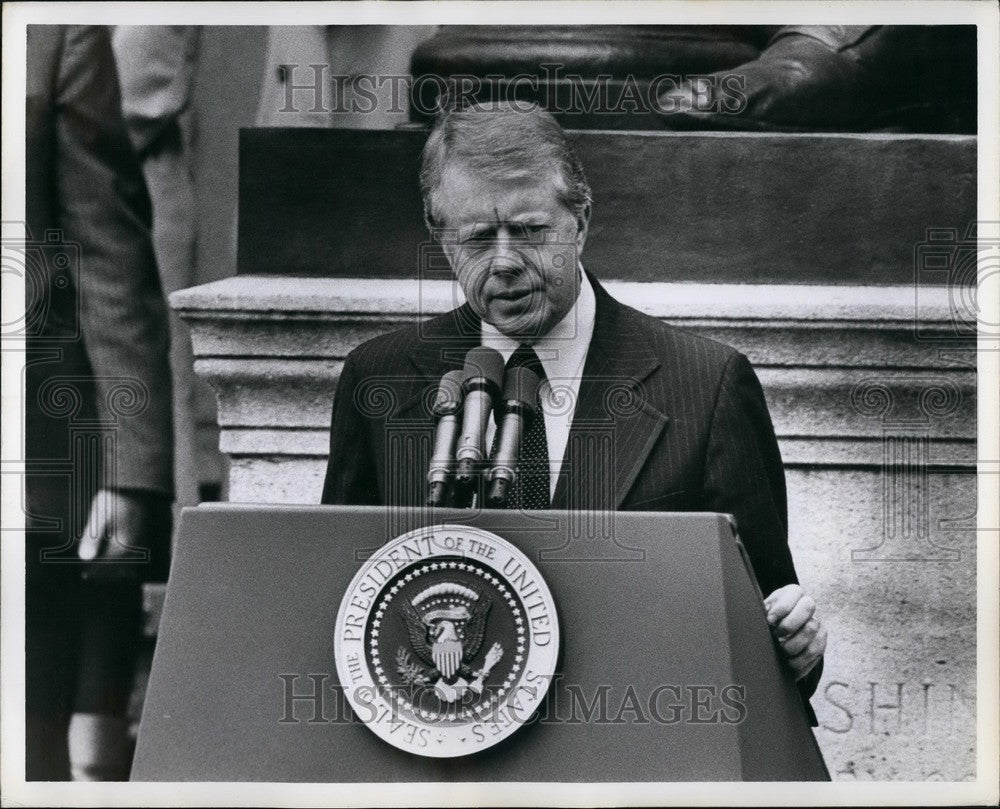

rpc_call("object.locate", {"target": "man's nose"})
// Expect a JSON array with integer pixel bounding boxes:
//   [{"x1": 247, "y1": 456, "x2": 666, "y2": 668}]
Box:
[{"x1": 488, "y1": 228, "x2": 524, "y2": 272}]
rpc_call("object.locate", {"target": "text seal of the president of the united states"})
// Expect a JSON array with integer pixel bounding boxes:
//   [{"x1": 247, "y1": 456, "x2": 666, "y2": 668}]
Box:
[{"x1": 335, "y1": 524, "x2": 560, "y2": 757}]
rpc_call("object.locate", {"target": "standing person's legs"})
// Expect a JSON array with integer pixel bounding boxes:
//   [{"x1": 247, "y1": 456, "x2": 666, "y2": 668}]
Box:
[
  {"x1": 25, "y1": 573, "x2": 81, "y2": 781},
  {"x1": 68, "y1": 579, "x2": 143, "y2": 781},
  {"x1": 24, "y1": 345, "x2": 92, "y2": 781}
]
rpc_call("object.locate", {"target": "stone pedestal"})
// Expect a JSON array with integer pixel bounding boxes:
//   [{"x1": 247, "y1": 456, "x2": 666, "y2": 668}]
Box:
[
  {"x1": 409, "y1": 25, "x2": 769, "y2": 128},
  {"x1": 408, "y1": 25, "x2": 976, "y2": 133},
  {"x1": 172, "y1": 276, "x2": 975, "y2": 501}
]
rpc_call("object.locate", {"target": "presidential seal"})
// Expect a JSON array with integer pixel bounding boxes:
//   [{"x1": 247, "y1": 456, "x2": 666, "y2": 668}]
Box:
[{"x1": 334, "y1": 524, "x2": 559, "y2": 757}]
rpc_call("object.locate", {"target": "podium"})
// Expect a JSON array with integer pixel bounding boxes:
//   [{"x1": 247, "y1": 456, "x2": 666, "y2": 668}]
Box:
[{"x1": 132, "y1": 504, "x2": 828, "y2": 781}]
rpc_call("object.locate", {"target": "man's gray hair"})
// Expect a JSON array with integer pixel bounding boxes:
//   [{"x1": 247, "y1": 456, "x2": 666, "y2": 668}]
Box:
[{"x1": 419, "y1": 100, "x2": 592, "y2": 228}]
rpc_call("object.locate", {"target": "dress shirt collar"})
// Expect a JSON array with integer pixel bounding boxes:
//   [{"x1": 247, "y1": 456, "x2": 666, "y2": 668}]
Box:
[{"x1": 480, "y1": 266, "x2": 597, "y2": 380}]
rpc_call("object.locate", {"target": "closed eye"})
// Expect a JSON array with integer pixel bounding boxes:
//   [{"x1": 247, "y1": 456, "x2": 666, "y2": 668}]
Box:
[{"x1": 515, "y1": 223, "x2": 550, "y2": 242}]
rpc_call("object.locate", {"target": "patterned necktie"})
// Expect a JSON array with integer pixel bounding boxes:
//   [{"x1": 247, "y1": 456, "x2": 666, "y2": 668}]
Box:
[{"x1": 490, "y1": 344, "x2": 551, "y2": 510}]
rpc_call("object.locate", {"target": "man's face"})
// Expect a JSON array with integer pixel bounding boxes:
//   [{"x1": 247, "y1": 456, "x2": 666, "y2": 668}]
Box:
[{"x1": 432, "y1": 161, "x2": 589, "y2": 341}]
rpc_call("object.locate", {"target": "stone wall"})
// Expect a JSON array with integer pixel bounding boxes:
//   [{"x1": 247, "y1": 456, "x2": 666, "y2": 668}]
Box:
[{"x1": 172, "y1": 275, "x2": 976, "y2": 780}]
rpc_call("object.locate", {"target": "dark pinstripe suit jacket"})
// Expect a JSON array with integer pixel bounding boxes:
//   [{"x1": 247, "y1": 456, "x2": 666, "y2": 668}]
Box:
[
  {"x1": 26, "y1": 25, "x2": 173, "y2": 497},
  {"x1": 25, "y1": 26, "x2": 173, "y2": 581},
  {"x1": 322, "y1": 275, "x2": 821, "y2": 714}
]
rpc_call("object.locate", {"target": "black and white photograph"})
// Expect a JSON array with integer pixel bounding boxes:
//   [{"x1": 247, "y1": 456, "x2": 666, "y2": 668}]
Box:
[{"x1": 1, "y1": 1, "x2": 998, "y2": 805}]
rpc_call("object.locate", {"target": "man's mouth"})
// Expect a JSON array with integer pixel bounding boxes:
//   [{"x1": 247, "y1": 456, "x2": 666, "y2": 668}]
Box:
[{"x1": 492, "y1": 287, "x2": 535, "y2": 301}]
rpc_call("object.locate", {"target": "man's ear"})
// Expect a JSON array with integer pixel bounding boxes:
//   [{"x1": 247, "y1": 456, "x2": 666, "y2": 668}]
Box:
[
  {"x1": 426, "y1": 215, "x2": 454, "y2": 261},
  {"x1": 432, "y1": 226, "x2": 458, "y2": 271},
  {"x1": 424, "y1": 208, "x2": 439, "y2": 239},
  {"x1": 440, "y1": 242, "x2": 457, "y2": 270},
  {"x1": 575, "y1": 202, "x2": 591, "y2": 251}
]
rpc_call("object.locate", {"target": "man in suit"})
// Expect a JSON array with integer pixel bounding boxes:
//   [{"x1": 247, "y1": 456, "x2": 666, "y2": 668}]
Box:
[
  {"x1": 321, "y1": 100, "x2": 826, "y2": 717},
  {"x1": 25, "y1": 25, "x2": 173, "y2": 779}
]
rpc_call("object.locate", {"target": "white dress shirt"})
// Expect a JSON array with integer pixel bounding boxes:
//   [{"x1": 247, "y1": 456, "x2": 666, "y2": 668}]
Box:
[{"x1": 481, "y1": 268, "x2": 597, "y2": 498}]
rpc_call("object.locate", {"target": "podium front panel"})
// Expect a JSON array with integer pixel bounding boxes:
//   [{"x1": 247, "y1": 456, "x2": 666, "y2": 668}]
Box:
[{"x1": 132, "y1": 505, "x2": 828, "y2": 781}]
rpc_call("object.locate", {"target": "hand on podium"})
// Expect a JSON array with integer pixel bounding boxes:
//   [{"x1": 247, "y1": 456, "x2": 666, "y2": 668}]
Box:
[{"x1": 764, "y1": 584, "x2": 827, "y2": 680}]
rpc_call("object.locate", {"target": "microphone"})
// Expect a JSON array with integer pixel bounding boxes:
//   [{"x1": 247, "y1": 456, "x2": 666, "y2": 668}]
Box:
[
  {"x1": 454, "y1": 347, "x2": 505, "y2": 492},
  {"x1": 426, "y1": 370, "x2": 465, "y2": 507},
  {"x1": 487, "y1": 366, "x2": 541, "y2": 507}
]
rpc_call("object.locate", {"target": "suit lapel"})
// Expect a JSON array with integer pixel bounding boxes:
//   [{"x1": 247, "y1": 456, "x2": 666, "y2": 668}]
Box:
[
  {"x1": 397, "y1": 303, "x2": 481, "y2": 417},
  {"x1": 551, "y1": 278, "x2": 669, "y2": 510},
  {"x1": 402, "y1": 286, "x2": 668, "y2": 510}
]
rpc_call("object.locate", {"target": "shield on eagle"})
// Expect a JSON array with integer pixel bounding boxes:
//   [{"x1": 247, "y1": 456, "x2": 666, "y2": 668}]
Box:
[{"x1": 400, "y1": 582, "x2": 492, "y2": 684}]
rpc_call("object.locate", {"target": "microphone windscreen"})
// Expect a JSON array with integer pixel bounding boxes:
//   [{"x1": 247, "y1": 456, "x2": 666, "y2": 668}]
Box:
[
  {"x1": 462, "y1": 346, "x2": 504, "y2": 389},
  {"x1": 502, "y1": 366, "x2": 540, "y2": 413},
  {"x1": 432, "y1": 370, "x2": 465, "y2": 415}
]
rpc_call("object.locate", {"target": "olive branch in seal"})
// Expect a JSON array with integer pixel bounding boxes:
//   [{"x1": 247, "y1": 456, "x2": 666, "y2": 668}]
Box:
[{"x1": 396, "y1": 648, "x2": 431, "y2": 685}]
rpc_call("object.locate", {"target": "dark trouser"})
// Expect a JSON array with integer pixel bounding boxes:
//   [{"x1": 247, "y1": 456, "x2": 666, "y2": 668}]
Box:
[
  {"x1": 25, "y1": 573, "x2": 141, "y2": 781},
  {"x1": 24, "y1": 343, "x2": 145, "y2": 780},
  {"x1": 24, "y1": 441, "x2": 144, "y2": 781}
]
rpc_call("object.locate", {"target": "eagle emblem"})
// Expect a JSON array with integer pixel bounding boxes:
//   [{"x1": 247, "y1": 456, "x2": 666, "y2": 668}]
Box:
[
  {"x1": 336, "y1": 525, "x2": 560, "y2": 756},
  {"x1": 398, "y1": 582, "x2": 504, "y2": 703}
]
